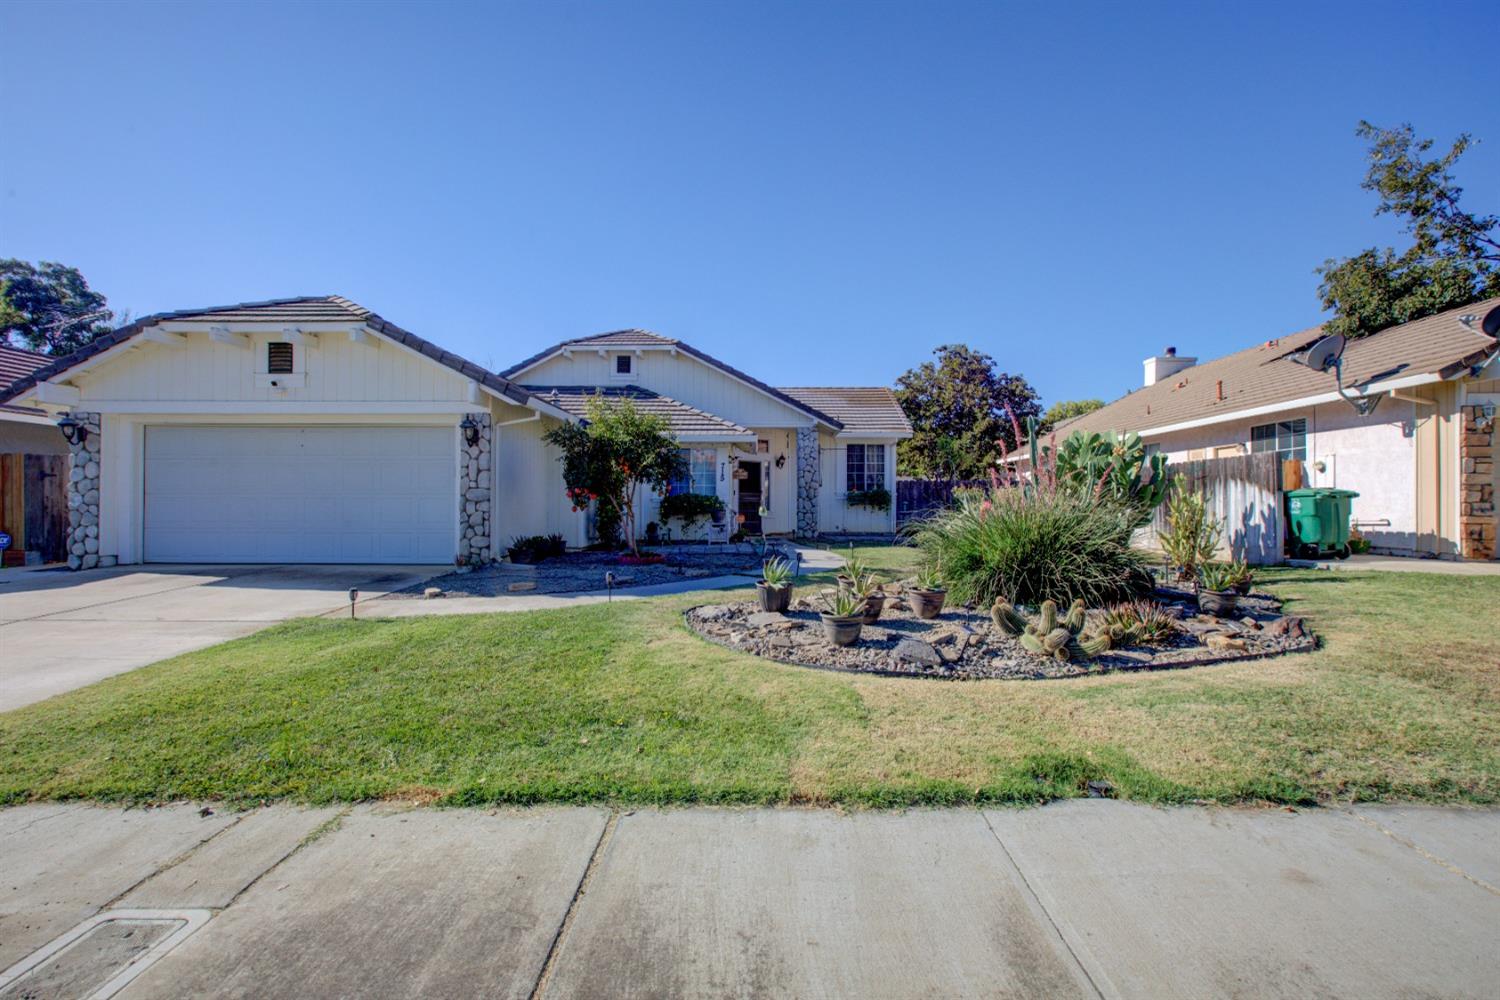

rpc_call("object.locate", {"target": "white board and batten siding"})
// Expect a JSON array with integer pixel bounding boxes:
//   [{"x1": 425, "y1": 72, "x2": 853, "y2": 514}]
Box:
[
  {"x1": 522, "y1": 351, "x2": 819, "y2": 430},
  {"x1": 816, "y1": 432, "x2": 899, "y2": 534},
  {"x1": 75, "y1": 329, "x2": 489, "y2": 565}
]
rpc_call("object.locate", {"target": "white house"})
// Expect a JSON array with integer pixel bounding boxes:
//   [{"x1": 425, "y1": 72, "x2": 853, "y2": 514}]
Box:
[
  {"x1": 1028, "y1": 299, "x2": 1500, "y2": 560},
  {"x1": 0, "y1": 297, "x2": 911, "y2": 568}
]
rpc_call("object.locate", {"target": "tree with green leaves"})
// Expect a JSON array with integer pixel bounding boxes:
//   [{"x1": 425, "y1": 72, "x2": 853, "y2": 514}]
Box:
[
  {"x1": 543, "y1": 394, "x2": 683, "y2": 555},
  {"x1": 1040, "y1": 398, "x2": 1104, "y2": 432},
  {"x1": 894, "y1": 344, "x2": 1041, "y2": 481},
  {"x1": 1317, "y1": 121, "x2": 1499, "y2": 338},
  {"x1": 1, "y1": 260, "x2": 116, "y2": 355}
]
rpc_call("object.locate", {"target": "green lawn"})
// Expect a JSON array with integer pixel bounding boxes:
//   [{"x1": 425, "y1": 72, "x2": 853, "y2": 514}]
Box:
[{"x1": 2, "y1": 556, "x2": 1497, "y2": 807}]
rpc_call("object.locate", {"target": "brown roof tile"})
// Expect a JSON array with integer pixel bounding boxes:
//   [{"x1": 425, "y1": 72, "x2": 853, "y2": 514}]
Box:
[
  {"x1": 777, "y1": 387, "x2": 913, "y2": 436},
  {"x1": 522, "y1": 385, "x2": 753, "y2": 438}
]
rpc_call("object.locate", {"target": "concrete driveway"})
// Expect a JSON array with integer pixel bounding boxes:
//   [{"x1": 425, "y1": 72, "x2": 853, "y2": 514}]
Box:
[{"x1": 0, "y1": 564, "x2": 440, "y2": 711}]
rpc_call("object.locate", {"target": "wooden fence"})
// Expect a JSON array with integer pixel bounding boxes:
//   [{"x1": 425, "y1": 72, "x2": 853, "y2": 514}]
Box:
[
  {"x1": 896, "y1": 478, "x2": 986, "y2": 526},
  {"x1": 1140, "y1": 452, "x2": 1283, "y2": 565},
  {"x1": 0, "y1": 453, "x2": 68, "y2": 565}
]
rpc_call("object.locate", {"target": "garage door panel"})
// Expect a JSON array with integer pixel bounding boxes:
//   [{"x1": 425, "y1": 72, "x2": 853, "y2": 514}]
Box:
[{"x1": 145, "y1": 426, "x2": 456, "y2": 564}]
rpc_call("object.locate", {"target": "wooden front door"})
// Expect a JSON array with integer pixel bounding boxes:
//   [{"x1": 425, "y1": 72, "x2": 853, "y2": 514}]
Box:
[{"x1": 737, "y1": 462, "x2": 763, "y2": 534}]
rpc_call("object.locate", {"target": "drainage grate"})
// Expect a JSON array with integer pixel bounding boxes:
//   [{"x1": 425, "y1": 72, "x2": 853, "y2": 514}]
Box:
[{"x1": 0, "y1": 909, "x2": 211, "y2": 1000}]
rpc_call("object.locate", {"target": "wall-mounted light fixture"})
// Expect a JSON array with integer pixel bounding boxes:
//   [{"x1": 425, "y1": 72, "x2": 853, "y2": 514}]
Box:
[
  {"x1": 460, "y1": 414, "x2": 480, "y2": 447},
  {"x1": 774, "y1": 453, "x2": 786, "y2": 468},
  {"x1": 57, "y1": 415, "x2": 88, "y2": 447}
]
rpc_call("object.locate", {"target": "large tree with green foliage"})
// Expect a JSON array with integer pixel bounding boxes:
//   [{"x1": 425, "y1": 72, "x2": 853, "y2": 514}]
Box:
[
  {"x1": 543, "y1": 394, "x2": 683, "y2": 555},
  {"x1": 894, "y1": 344, "x2": 1040, "y2": 481},
  {"x1": 0, "y1": 260, "x2": 116, "y2": 355},
  {"x1": 1040, "y1": 398, "x2": 1104, "y2": 432},
  {"x1": 1317, "y1": 122, "x2": 1499, "y2": 338}
]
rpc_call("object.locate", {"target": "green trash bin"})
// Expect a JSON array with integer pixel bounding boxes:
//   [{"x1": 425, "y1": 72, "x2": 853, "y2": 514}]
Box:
[{"x1": 1286, "y1": 488, "x2": 1359, "y2": 560}]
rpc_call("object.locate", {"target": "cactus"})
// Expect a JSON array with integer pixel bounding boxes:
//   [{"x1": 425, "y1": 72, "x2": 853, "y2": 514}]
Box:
[
  {"x1": 997, "y1": 594, "x2": 1113, "y2": 665},
  {"x1": 991, "y1": 599, "x2": 1027, "y2": 636}
]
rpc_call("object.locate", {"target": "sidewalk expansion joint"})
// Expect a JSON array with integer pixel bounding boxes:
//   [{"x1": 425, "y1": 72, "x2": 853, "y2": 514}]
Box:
[
  {"x1": 979, "y1": 809, "x2": 1108, "y2": 1000},
  {"x1": 1344, "y1": 809, "x2": 1500, "y2": 898},
  {"x1": 529, "y1": 809, "x2": 619, "y2": 1000},
  {"x1": 103, "y1": 811, "x2": 249, "y2": 910}
]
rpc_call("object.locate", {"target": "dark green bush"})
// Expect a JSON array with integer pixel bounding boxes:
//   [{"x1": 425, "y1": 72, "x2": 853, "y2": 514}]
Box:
[
  {"x1": 506, "y1": 533, "x2": 568, "y2": 564},
  {"x1": 910, "y1": 485, "x2": 1147, "y2": 607},
  {"x1": 659, "y1": 492, "x2": 725, "y2": 531}
]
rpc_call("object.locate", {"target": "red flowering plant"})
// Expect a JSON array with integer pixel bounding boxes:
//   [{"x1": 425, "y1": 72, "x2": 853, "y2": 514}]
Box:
[{"x1": 544, "y1": 393, "x2": 684, "y2": 555}]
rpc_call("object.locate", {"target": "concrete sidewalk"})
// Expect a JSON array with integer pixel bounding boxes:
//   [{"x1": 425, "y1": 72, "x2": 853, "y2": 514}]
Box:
[{"x1": 1, "y1": 801, "x2": 1495, "y2": 999}]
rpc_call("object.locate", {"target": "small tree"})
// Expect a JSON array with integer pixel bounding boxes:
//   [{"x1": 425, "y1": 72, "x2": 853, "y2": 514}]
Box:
[
  {"x1": 895, "y1": 344, "x2": 1041, "y2": 480},
  {"x1": 543, "y1": 395, "x2": 683, "y2": 555}
]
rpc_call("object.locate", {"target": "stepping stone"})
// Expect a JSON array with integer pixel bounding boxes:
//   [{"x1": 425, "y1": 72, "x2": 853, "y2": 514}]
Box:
[
  {"x1": 747, "y1": 612, "x2": 789, "y2": 627},
  {"x1": 507, "y1": 581, "x2": 537, "y2": 593}
]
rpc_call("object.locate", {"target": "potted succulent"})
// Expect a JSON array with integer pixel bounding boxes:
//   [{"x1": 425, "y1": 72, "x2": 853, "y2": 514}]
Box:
[
  {"x1": 1196, "y1": 562, "x2": 1240, "y2": 616},
  {"x1": 756, "y1": 556, "x2": 795, "y2": 613},
  {"x1": 818, "y1": 588, "x2": 865, "y2": 646},
  {"x1": 849, "y1": 571, "x2": 886, "y2": 625},
  {"x1": 1226, "y1": 559, "x2": 1253, "y2": 596},
  {"x1": 835, "y1": 548, "x2": 869, "y2": 593},
  {"x1": 907, "y1": 564, "x2": 947, "y2": 620}
]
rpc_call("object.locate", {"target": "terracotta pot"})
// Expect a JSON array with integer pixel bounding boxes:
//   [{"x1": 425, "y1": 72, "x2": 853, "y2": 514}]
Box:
[
  {"x1": 1197, "y1": 589, "x2": 1239, "y2": 617},
  {"x1": 819, "y1": 613, "x2": 864, "y2": 646},
  {"x1": 858, "y1": 593, "x2": 885, "y2": 625},
  {"x1": 756, "y1": 583, "x2": 792, "y2": 613},
  {"x1": 907, "y1": 588, "x2": 947, "y2": 620}
]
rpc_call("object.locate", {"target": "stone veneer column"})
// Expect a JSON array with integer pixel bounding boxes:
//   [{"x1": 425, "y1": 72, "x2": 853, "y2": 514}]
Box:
[
  {"x1": 795, "y1": 427, "x2": 820, "y2": 538},
  {"x1": 64, "y1": 411, "x2": 103, "y2": 571},
  {"x1": 1460, "y1": 403, "x2": 1495, "y2": 560},
  {"x1": 459, "y1": 413, "x2": 493, "y2": 566}
]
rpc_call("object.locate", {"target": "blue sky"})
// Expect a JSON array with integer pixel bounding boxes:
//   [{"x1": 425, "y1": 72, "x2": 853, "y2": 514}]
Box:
[{"x1": 3, "y1": 2, "x2": 1497, "y2": 406}]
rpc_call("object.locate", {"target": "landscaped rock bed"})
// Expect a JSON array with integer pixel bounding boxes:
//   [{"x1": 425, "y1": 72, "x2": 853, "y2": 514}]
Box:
[
  {"x1": 393, "y1": 546, "x2": 769, "y2": 598},
  {"x1": 685, "y1": 585, "x2": 1315, "y2": 680}
]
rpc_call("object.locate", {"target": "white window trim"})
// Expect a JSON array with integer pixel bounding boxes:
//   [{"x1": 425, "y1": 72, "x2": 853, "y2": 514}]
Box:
[{"x1": 609, "y1": 354, "x2": 634, "y2": 380}]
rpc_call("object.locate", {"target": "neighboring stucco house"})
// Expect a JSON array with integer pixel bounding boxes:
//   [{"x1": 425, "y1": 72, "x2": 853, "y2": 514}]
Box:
[
  {"x1": 0, "y1": 297, "x2": 910, "y2": 568},
  {"x1": 1029, "y1": 299, "x2": 1500, "y2": 560}
]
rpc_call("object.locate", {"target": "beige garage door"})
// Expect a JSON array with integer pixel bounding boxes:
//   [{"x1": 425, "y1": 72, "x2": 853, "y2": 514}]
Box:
[{"x1": 143, "y1": 425, "x2": 455, "y2": 563}]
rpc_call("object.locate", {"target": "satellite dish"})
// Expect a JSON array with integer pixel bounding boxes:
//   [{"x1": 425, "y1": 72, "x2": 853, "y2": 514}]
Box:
[
  {"x1": 1298, "y1": 333, "x2": 1346, "y2": 373},
  {"x1": 1482, "y1": 305, "x2": 1500, "y2": 338}
]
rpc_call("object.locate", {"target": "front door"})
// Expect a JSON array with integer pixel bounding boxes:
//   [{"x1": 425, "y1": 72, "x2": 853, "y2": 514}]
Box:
[{"x1": 737, "y1": 462, "x2": 763, "y2": 535}]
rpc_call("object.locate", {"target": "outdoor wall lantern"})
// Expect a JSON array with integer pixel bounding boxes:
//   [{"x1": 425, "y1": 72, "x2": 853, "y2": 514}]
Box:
[
  {"x1": 57, "y1": 415, "x2": 88, "y2": 447},
  {"x1": 774, "y1": 453, "x2": 786, "y2": 468},
  {"x1": 460, "y1": 414, "x2": 480, "y2": 447}
]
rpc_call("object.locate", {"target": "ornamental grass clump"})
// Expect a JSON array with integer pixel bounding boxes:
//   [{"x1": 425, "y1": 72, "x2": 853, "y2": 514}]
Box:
[{"x1": 911, "y1": 481, "x2": 1147, "y2": 608}]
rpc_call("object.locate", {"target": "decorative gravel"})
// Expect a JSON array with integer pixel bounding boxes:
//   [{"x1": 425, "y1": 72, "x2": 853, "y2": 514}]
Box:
[
  {"x1": 393, "y1": 547, "x2": 767, "y2": 598},
  {"x1": 685, "y1": 585, "x2": 1316, "y2": 680}
]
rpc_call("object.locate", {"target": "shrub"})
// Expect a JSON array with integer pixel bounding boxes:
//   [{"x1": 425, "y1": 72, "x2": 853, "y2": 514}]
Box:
[
  {"x1": 910, "y1": 484, "x2": 1147, "y2": 608},
  {"x1": 659, "y1": 492, "x2": 725, "y2": 532},
  {"x1": 507, "y1": 533, "x2": 567, "y2": 564},
  {"x1": 1158, "y1": 484, "x2": 1222, "y2": 580}
]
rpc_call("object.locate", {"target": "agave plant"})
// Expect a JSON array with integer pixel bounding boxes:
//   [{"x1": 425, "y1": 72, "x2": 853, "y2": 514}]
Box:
[
  {"x1": 761, "y1": 556, "x2": 794, "y2": 588},
  {"x1": 1198, "y1": 561, "x2": 1240, "y2": 593},
  {"x1": 1100, "y1": 599, "x2": 1177, "y2": 646},
  {"x1": 819, "y1": 588, "x2": 865, "y2": 619}
]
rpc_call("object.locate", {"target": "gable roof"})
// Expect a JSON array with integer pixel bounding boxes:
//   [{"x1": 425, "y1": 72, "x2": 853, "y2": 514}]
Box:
[
  {"x1": 1041, "y1": 298, "x2": 1500, "y2": 445},
  {"x1": 0, "y1": 295, "x2": 536, "y2": 408},
  {"x1": 521, "y1": 385, "x2": 754, "y2": 439},
  {"x1": 777, "y1": 387, "x2": 913, "y2": 437},
  {"x1": 501, "y1": 329, "x2": 844, "y2": 430},
  {"x1": 1, "y1": 343, "x2": 52, "y2": 388}
]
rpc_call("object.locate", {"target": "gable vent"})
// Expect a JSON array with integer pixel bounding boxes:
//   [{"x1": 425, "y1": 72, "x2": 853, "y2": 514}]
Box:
[{"x1": 267, "y1": 342, "x2": 294, "y2": 374}]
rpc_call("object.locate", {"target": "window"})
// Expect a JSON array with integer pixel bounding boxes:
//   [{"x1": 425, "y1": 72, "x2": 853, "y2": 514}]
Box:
[
  {"x1": 670, "y1": 448, "x2": 716, "y2": 496},
  {"x1": 1250, "y1": 418, "x2": 1306, "y2": 460},
  {"x1": 846, "y1": 444, "x2": 885, "y2": 492},
  {"x1": 613, "y1": 354, "x2": 632, "y2": 377},
  {"x1": 267, "y1": 342, "x2": 294, "y2": 375}
]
